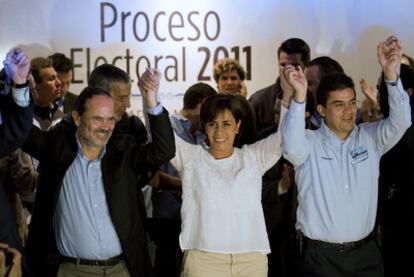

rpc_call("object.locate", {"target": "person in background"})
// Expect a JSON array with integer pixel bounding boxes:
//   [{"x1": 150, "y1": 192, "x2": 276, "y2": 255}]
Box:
[
  {"x1": 48, "y1": 53, "x2": 77, "y2": 113},
  {"x1": 249, "y1": 38, "x2": 311, "y2": 132},
  {"x1": 374, "y1": 62, "x2": 414, "y2": 276},
  {"x1": 213, "y1": 58, "x2": 247, "y2": 97},
  {"x1": 30, "y1": 57, "x2": 62, "y2": 130}
]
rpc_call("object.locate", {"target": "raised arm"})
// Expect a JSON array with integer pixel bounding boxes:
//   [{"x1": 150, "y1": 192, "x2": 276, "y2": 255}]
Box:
[
  {"x1": 135, "y1": 69, "x2": 175, "y2": 172},
  {"x1": 0, "y1": 48, "x2": 32, "y2": 157},
  {"x1": 378, "y1": 36, "x2": 401, "y2": 82},
  {"x1": 366, "y1": 36, "x2": 411, "y2": 154},
  {"x1": 281, "y1": 65, "x2": 310, "y2": 166}
]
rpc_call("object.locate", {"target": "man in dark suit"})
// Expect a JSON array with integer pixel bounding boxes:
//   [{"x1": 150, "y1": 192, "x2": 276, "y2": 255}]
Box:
[
  {"x1": 0, "y1": 47, "x2": 32, "y2": 276},
  {"x1": 23, "y1": 69, "x2": 175, "y2": 277},
  {"x1": 48, "y1": 53, "x2": 77, "y2": 114},
  {"x1": 249, "y1": 38, "x2": 311, "y2": 132}
]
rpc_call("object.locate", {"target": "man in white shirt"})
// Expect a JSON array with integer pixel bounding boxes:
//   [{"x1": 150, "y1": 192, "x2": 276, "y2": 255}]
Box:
[{"x1": 281, "y1": 36, "x2": 411, "y2": 276}]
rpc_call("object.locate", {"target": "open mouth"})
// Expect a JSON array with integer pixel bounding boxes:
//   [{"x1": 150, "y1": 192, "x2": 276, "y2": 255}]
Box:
[{"x1": 214, "y1": 138, "x2": 226, "y2": 143}]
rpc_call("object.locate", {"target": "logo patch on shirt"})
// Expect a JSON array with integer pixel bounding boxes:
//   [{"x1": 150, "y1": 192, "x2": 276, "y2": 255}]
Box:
[{"x1": 350, "y1": 146, "x2": 368, "y2": 164}]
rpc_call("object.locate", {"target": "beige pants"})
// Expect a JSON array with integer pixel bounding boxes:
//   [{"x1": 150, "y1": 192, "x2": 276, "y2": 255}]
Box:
[
  {"x1": 57, "y1": 260, "x2": 131, "y2": 277},
  {"x1": 181, "y1": 250, "x2": 268, "y2": 277}
]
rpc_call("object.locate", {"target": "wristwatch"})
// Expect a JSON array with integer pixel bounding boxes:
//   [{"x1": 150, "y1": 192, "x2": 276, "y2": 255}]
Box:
[
  {"x1": 384, "y1": 77, "x2": 399, "y2": 86},
  {"x1": 13, "y1": 80, "x2": 30, "y2": 89}
]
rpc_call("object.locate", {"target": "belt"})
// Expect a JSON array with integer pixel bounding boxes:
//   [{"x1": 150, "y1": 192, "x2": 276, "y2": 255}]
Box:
[
  {"x1": 60, "y1": 254, "x2": 123, "y2": 266},
  {"x1": 304, "y1": 234, "x2": 372, "y2": 252}
]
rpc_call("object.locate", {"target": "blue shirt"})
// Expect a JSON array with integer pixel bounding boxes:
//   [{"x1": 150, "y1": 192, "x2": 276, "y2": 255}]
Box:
[
  {"x1": 282, "y1": 80, "x2": 411, "y2": 243},
  {"x1": 55, "y1": 139, "x2": 122, "y2": 259},
  {"x1": 160, "y1": 112, "x2": 206, "y2": 176}
]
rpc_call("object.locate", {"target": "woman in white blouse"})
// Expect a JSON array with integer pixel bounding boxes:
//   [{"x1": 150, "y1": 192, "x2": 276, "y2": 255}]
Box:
[
  {"x1": 139, "y1": 69, "x2": 291, "y2": 277},
  {"x1": 173, "y1": 92, "x2": 290, "y2": 277}
]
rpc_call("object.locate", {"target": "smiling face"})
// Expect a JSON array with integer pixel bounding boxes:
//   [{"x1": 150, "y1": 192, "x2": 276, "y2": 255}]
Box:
[
  {"x1": 73, "y1": 95, "x2": 116, "y2": 154},
  {"x1": 217, "y1": 70, "x2": 242, "y2": 94},
  {"x1": 205, "y1": 108, "x2": 241, "y2": 159},
  {"x1": 317, "y1": 88, "x2": 357, "y2": 140}
]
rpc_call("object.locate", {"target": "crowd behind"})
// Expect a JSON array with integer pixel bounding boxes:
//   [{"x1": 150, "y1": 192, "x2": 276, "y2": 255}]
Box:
[{"x1": 0, "y1": 35, "x2": 413, "y2": 277}]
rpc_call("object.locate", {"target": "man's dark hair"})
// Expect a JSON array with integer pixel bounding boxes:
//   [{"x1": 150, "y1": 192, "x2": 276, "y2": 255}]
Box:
[
  {"x1": 278, "y1": 38, "x2": 311, "y2": 66},
  {"x1": 183, "y1": 83, "x2": 217, "y2": 109},
  {"x1": 30, "y1": 57, "x2": 53, "y2": 84},
  {"x1": 307, "y1": 56, "x2": 344, "y2": 77},
  {"x1": 316, "y1": 73, "x2": 355, "y2": 107},
  {"x1": 74, "y1": 86, "x2": 111, "y2": 116},
  {"x1": 48, "y1": 53, "x2": 73, "y2": 73},
  {"x1": 88, "y1": 64, "x2": 130, "y2": 92}
]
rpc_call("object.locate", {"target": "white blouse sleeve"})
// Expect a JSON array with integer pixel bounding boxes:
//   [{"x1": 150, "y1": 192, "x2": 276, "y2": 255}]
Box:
[
  {"x1": 170, "y1": 134, "x2": 199, "y2": 173},
  {"x1": 246, "y1": 105, "x2": 287, "y2": 174}
]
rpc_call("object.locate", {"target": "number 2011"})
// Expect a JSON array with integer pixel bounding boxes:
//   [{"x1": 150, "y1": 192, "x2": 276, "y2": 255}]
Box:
[{"x1": 197, "y1": 46, "x2": 252, "y2": 81}]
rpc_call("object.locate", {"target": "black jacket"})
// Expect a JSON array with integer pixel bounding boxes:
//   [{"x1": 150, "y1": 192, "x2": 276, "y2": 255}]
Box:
[
  {"x1": 23, "y1": 109, "x2": 175, "y2": 277},
  {"x1": 0, "y1": 93, "x2": 33, "y2": 276}
]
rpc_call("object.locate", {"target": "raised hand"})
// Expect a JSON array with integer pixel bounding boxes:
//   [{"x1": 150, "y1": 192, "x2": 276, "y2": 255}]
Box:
[
  {"x1": 3, "y1": 48, "x2": 30, "y2": 85},
  {"x1": 360, "y1": 78, "x2": 379, "y2": 107},
  {"x1": 377, "y1": 35, "x2": 402, "y2": 81},
  {"x1": 282, "y1": 65, "x2": 307, "y2": 103},
  {"x1": 138, "y1": 68, "x2": 161, "y2": 108},
  {"x1": 279, "y1": 65, "x2": 295, "y2": 98}
]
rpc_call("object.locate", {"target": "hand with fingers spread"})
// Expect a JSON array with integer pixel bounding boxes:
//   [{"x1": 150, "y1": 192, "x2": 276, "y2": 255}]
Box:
[
  {"x1": 282, "y1": 65, "x2": 307, "y2": 104},
  {"x1": 3, "y1": 48, "x2": 30, "y2": 85},
  {"x1": 378, "y1": 35, "x2": 402, "y2": 81},
  {"x1": 360, "y1": 78, "x2": 379, "y2": 108},
  {"x1": 359, "y1": 78, "x2": 382, "y2": 122},
  {"x1": 138, "y1": 68, "x2": 161, "y2": 108}
]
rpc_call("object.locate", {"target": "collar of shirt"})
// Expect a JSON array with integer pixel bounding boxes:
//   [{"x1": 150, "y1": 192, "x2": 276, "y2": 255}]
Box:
[
  {"x1": 75, "y1": 134, "x2": 107, "y2": 161},
  {"x1": 171, "y1": 113, "x2": 207, "y2": 147},
  {"x1": 320, "y1": 120, "x2": 357, "y2": 145}
]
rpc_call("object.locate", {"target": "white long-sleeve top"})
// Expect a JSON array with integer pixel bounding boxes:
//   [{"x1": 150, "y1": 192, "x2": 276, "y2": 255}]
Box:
[
  {"x1": 171, "y1": 107, "x2": 286, "y2": 254},
  {"x1": 282, "y1": 80, "x2": 411, "y2": 243}
]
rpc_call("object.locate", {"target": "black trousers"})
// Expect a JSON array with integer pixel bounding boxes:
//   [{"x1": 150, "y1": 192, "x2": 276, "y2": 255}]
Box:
[{"x1": 302, "y1": 239, "x2": 383, "y2": 277}]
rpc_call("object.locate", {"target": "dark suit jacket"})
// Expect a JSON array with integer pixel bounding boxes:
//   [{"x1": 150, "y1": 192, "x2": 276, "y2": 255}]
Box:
[
  {"x1": 0, "y1": 93, "x2": 33, "y2": 276},
  {"x1": 63, "y1": 91, "x2": 77, "y2": 114},
  {"x1": 112, "y1": 113, "x2": 148, "y2": 145},
  {"x1": 249, "y1": 81, "x2": 281, "y2": 132},
  {"x1": 23, "y1": 109, "x2": 175, "y2": 277}
]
